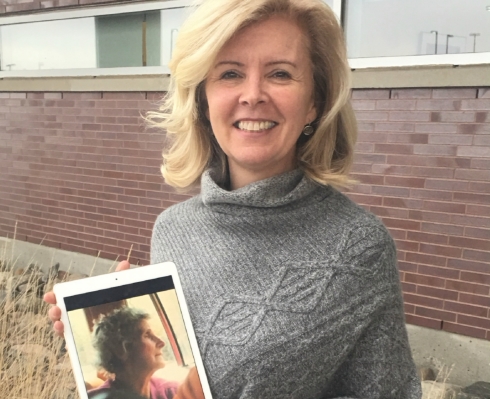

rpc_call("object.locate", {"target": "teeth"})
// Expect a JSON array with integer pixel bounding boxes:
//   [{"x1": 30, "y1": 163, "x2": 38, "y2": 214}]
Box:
[{"x1": 237, "y1": 121, "x2": 275, "y2": 131}]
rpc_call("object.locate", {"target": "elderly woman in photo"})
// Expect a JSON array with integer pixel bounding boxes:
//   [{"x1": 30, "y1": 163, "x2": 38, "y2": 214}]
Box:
[
  {"x1": 87, "y1": 308, "x2": 178, "y2": 399},
  {"x1": 47, "y1": 0, "x2": 422, "y2": 397}
]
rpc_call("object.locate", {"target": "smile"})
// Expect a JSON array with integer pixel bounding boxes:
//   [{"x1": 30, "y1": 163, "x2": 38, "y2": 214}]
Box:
[{"x1": 235, "y1": 121, "x2": 277, "y2": 131}]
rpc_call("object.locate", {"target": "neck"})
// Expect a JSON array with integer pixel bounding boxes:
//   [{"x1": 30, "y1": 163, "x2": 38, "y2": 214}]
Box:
[
  {"x1": 115, "y1": 369, "x2": 153, "y2": 399},
  {"x1": 228, "y1": 161, "x2": 296, "y2": 190}
]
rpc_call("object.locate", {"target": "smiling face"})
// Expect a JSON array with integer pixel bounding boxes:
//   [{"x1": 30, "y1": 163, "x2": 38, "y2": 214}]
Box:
[
  {"x1": 129, "y1": 319, "x2": 166, "y2": 374},
  {"x1": 205, "y1": 15, "x2": 317, "y2": 188}
]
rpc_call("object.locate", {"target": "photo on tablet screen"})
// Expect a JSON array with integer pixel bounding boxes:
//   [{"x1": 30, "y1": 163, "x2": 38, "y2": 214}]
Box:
[{"x1": 63, "y1": 276, "x2": 205, "y2": 399}]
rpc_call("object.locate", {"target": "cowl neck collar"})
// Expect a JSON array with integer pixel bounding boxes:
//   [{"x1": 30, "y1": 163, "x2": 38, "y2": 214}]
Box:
[{"x1": 200, "y1": 168, "x2": 325, "y2": 210}]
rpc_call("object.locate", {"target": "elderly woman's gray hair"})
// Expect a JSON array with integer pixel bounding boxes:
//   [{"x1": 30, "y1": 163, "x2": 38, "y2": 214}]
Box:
[{"x1": 92, "y1": 307, "x2": 149, "y2": 374}]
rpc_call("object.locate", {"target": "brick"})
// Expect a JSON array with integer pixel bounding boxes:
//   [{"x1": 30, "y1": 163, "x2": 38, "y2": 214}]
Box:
[
  {"x1": 461, "y1": 99, "x2": 490, "y2": 110},
  {"x1": 454, "y1": 169, "x2": 490, "y2": 182},
  {"x1": 423, "y1": 201, "x2": 466, "y2": 214},
  {"x1": 355, "y1": 143, "x2": 375, "y2": 153},
  {"x1": 386, "y1": 133, "x2": 428, "y2": 144},
  {"x1": 387, "y1": 228, "x2": 407, "y2": 240},
  {"x1": 471, "y1": 159, "x2": 490, "y2": 170},
  {"x1": 452, "y1": 215, "x2": 490, "y2": 228},
  {"x1": 447, "y1": 258, "x2": 490, "y2": 274},
  {"x1": 444, "y1": 301, "x2": 488, "y2": 318},
  {"x1": 352, "y1": 90, "x2": 390, "y2": 100},
  {"x1": 352, "y1": 100, "x2": 376, "y2": 111},
  {"x1": 468, "y1": 182, "x2": 490, "y2": 193},
  {"x1": 409, "y1": 210, "x2": 451, "y2": 224},
  {"x1": 413, "y1": 144, "x2": 457, "y2": 156},
  {"x1": 458, "y1": 123, "x2": 490, "y2": 135},
  {"x1": 405, "y1": 314, "x2": 442, "y2": 330},
  {"x1": 355, "y1": 111, "x2": 389, "y2": 121},
  {"x1": 417, "y1": 100, "x2": 462, "y2": 111},
  {"x1": 404, "y1": 304, "x2": 415, "y2": 314},
  {"x1": 383, "y1": 197, "x2": 423, "y2": 209},
  {"x1": 389, "y1": 111, "x2": 431, "y2": 122},
  {"x1": 457, "y1": 146, "x2": 490, "y2": 158},
  {"x1": 357, "y1": 132, "x2": 388, "y2": 143},
  {"x1": 382, "y1": 218, "x2": 420, "y2": 231},
  {"x1": 398, "y1": 261, "x2": 418, "y2": 273},
  {"x1": 428, "y1": 135, "x2": 472, "y2": 145},
  {"x1": 460, "y1": 271, "x2": 490, "y2": 286},
  {"x1": 392, "y1": 89, "x2": 432, "y2": 99},
  {"x1": 464, "y1": 227, "x2": 490, "y2": 240},
  {"x1": 417, "y1": 285, "x2": 458, "y2": 301},
  {"x1": 424, "y1": 179, "x2": 468, "y2": 192},
  {"x1": 415, "y1": 306, "x2": 457, "y2": 322},
  {"x1": 459, "y1": 293, "x2": 490, "y2": 308},
  {"x1": 416, "y1": 123, "x2": 458, "y2": 134},
  {"x1": 375, "y1": 122, "x2": 415, "y2": 132},
  {"x1": 405, "y1": 271, "x2": 446, "y2": 287},
  {"x1": 376, "y1": 100, "x2": 416, "y2": 110},
  {"x1": 370, "y1": 206, "x2": 409, "y2": 219},
  {"x1": 463, "y1": 249, "x2": 490, "y2": 263},
  {"x1": 355, "y1": 154, "x2": 387, "y2": 164},
  {"x1": 385, "y1": 176, "x2": 425, "y2": 188},
  {"x1": 449, "y1": 236, "x2": 490, "y2": 251},
  {"x1": 443, "y1": 322, "x2": 487, "y2": 339},
  {"x1": 457, "y1": 315, "x2": 490, "y2": 330},
  {"x1": 372, "y1": 185, "x2": 410, "y2": 197},
  {"x1": 403, "y1": 293, "x2": 443, "y2": 309},
  {"x1": 407, "y1": 231, "x2": 448, "y2": 245},
  {"x1": 418, "y1": 264, "x2": 460, "y2": 280},
  {"x1": 433, "y1": 89, "x2": 477, "y2": 99},
  {"x1": 410, "y1": 188, "x2": 453, "y2": 202},
  {"x1": 371, "y1": 164, "x2": 412, "y2": 175},
  {"x1": 445, "y1": 279, "x2": 489, "y2": 296},
  {"x1": 357, "y1": 122, "x2": 375, "y2": 132}
]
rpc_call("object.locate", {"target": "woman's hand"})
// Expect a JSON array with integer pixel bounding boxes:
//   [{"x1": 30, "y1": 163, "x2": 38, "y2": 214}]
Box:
[{"x1": 43, "y1": 260, "x2": 131, "y2": 336}]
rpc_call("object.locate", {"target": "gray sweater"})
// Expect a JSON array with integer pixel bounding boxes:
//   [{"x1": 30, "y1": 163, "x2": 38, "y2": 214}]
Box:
[{"x1": 151, "y1": 168, "x2": 422, "y2": 399}]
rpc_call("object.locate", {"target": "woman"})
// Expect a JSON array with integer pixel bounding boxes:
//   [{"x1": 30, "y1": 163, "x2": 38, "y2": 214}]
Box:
[
  {"x1": 87, "y1": 308, "x2": 179, "y2": 399},
  {"x1": 47, "y1": 0, "x2": 422, "y2": 398}
]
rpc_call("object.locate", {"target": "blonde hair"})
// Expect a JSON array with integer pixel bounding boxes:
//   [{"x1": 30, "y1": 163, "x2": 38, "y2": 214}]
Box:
[{"x1": 148, "y1": 0, "x2": 357, "y2": 189}]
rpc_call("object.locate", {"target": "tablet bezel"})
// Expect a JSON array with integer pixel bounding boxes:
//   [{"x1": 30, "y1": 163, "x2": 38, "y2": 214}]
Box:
[{"x1": 54, "y1": 262, "x2": 213, "y2": 399}]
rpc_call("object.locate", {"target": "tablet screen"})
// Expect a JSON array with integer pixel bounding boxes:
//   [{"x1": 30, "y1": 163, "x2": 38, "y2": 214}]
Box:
[{"x1": 64, "y1": 276, "x2": 204, "y2": 399}]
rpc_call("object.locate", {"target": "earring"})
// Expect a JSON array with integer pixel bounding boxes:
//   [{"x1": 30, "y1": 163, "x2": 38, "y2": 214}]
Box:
[{"x1": 302, "y1": 124, "x2": 314, "y2": 136}]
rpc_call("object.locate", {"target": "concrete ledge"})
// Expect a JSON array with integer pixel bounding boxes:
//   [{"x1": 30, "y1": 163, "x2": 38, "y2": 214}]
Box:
[
  {"x1": 352, "y1": 64, "x2": 490, "y2": 89},
  {"x1": 407, "y1": 324, "x2": 490, "y2": 386},
  {"x1": 0, "y1": 74, "x2": 171, "y2": 92},
  {"x1": 0, "y1": 237, "x2": 117, "y2": 276}
]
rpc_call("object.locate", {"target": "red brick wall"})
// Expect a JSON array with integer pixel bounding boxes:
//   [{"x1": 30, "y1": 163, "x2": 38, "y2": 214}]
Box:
[
  {"x1": 348, "y1": 88, "x2": 490, "y2": 341},
  {"x1": 0, "y1": 88, "x2": 489, "y2": 341},
  {"x1": 0, "y1": 91, "x2": 191, "y2": 264}
]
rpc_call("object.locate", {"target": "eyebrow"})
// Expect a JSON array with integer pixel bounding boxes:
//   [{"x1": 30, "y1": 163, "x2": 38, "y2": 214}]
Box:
[{"x1": 214, "y1": 60, "x2": 297, "y2": 68}]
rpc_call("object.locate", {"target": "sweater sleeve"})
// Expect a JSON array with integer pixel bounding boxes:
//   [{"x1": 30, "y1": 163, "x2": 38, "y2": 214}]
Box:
[{"x1": 328, "y1": 223, "x2": 422, "y2": 399}]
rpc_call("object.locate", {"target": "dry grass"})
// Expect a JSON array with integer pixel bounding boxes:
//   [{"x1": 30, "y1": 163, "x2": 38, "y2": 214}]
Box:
[{"x1": 0, "y1": 259, "x2": 79, "y2": 399}]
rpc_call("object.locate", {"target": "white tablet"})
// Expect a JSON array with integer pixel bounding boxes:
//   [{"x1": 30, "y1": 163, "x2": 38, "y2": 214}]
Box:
[{"x1": 54, "y1": 262, "x2": 212, "y2": 399}]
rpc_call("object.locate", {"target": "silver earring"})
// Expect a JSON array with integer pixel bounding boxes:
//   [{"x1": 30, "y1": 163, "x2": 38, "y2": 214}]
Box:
[{"x1": 302, "y1": 124, "x2": 314, "y2": 136}]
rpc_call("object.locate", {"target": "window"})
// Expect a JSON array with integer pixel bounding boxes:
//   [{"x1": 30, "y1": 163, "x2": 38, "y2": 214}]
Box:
[
  {"x1": 0, "y1": 0, "x2": 487, "y2": 76},
  {"x1": 0, "y1": 0, "x2": 190, "y2": 77},
  {"x1": 345, "y1": 0, "x2": 490, "y2": 68}
]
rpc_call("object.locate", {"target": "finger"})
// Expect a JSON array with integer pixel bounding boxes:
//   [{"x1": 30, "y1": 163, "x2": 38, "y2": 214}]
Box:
[
  {"x1": 48, "y1": 305, "x2": 62, "y2": 322},
  {"x1": 116, "y1": 260, "x2": 131, "y2": 272},
  {"x1": 43, "y1": 291, "x2": 57, "y2": 305},
  {"x1": 53, "y1": 320, "x2": 64, "y2": 336}
]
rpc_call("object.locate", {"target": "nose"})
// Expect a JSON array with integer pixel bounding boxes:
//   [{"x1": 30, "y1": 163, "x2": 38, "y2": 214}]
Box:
[
  {"x1": 155, "y1": 336, "x2": 165, "y2": 348},
  {"x1": 239, "y1": 75, "x2": 267, "y2": 107}
]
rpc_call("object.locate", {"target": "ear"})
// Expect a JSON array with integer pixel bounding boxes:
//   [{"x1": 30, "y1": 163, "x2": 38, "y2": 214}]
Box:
[{"x1": 306, "y1": 101, "x2": 317, "y2": 125}]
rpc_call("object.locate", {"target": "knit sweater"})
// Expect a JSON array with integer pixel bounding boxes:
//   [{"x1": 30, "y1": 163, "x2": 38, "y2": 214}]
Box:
[{"x1": 151, "y1": 168, "x2": 422, "y2": 399}]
